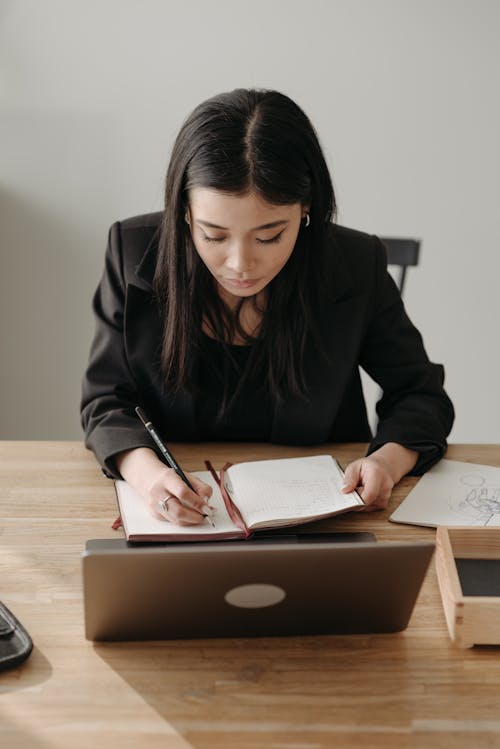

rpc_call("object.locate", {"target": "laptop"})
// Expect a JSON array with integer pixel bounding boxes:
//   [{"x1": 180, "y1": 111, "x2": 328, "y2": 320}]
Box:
[{"x1": 82, "y1": 533, "x2": 434, "y2": 641}]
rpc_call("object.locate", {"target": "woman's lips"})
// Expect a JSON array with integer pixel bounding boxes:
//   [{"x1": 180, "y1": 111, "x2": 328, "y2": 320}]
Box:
[{"x1": 223, "y1": 278, "x2": 261, "y2": 289}]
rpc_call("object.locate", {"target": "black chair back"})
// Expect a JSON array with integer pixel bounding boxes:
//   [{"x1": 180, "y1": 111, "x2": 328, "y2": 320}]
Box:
[{"x1": 380, "y1": 238, "x2": 420, "y2": 295}]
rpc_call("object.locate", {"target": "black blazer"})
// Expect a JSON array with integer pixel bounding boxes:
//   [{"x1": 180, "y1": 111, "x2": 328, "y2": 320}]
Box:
[{"x1": 81, "y1": 213, "x2": 454, "y2": 478}]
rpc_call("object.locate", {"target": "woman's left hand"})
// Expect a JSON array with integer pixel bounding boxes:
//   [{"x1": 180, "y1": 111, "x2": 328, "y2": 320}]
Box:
[
  {"x1": 341, "y1": 456, "x2": 395, "y2": 511},
  {"x1": 341, "y1": 443, "x2": 419, "y2": 512}
]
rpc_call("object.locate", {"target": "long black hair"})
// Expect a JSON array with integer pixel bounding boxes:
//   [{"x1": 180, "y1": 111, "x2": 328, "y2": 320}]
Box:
[{"x1": 154, "y1": 88, "x2": 336, "y2": 412}]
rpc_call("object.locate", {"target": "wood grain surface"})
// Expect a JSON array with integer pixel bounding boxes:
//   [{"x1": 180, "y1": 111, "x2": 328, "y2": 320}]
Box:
[{"x1": 1, "y1": 441, "x2": 500, "y2": 749}]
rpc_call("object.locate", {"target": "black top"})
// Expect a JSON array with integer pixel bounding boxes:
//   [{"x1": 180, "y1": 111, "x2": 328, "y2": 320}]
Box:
[{"x1": 195, "y1": 334, "x2": 273, "y2": 441}]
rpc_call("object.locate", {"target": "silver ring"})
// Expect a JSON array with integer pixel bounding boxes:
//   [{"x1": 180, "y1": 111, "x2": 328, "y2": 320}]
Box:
[{"x1": 158, "y1": 495, "x2": 174, "y2": 514}]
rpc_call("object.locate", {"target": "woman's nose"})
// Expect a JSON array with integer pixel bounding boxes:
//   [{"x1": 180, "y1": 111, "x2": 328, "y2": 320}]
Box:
[{"x1": 225, "y1": 241, "x2": 257, "y2": 273}]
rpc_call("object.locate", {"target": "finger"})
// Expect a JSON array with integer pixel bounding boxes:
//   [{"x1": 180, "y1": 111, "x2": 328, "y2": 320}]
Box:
[
  {"x1": 187, "y1": 474, "x2": 214, "y2": 502},
  {"x1": 152, "y1": 496, "x2": 207, "y2": 525},
  {"x1": 361, "y1": 502, "x2": 384, "y2": 513},
  {"x1": 369, "y1": 488, "x2": 393, "y2": 511},
  {"x1": 163, "y1": 469, "x2": 213, "y2": 516},
  {"x1": 360, "y1": 485, "x2": 392, "y2": 509},
  {"x1": 359, "y1": 484, "x2": 382, "y2": 505},
  {"x1": 354, "y1": 462, "x2": 388, "y2": 505},
  {"x1": 341, "y1": 462, "x2": 362, "y2": 493}
]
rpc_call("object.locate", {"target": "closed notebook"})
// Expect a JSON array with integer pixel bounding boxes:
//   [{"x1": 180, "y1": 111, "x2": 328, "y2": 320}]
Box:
[
  {"x1": 114, "y1": 454, "x2": 364, "y2": 542},
  {"x1": 390, "y1": 459, "x2": 500, "y2": 528}
]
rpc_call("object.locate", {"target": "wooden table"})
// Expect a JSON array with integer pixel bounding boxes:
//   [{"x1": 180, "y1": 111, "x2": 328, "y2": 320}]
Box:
[{"x1": 1, "y1": 442, "x2": 500, "y2": 749}]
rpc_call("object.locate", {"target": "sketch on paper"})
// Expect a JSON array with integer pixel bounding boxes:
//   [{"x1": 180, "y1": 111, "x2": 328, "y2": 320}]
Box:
[{"x1": 449, "y1": 473, "x2": 500, "y2": 525}]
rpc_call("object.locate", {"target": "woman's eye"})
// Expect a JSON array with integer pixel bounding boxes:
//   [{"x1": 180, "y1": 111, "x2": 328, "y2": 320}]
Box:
[
  {"x1": 256, "y1": 230, "x2": 284, "y2": 244},
  {"x1": 202, "y1": 234, "x2": 225, "y2": 243},
  {"x1": 201, "y1": 229, "x2": 285, "y2": 244}
]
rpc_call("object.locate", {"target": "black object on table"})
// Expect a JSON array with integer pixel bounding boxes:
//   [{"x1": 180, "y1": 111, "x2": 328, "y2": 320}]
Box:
[{"x1": 0, "y1": 601, "x2": 33, "y2": 671}]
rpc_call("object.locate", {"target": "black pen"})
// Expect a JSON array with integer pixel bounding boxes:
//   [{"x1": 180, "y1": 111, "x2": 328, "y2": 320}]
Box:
[{"x1": 135, "y1": 406, "x2": 215, "y2": 525}]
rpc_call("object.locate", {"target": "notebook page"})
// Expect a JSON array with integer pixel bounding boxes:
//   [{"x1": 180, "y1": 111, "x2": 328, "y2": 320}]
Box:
[
  {"x1": 227, "y1": 455, "x2": 362, "y2": 528},
  {"x1": 116, "y1": 471, "x2": 237, "y2": 538}
]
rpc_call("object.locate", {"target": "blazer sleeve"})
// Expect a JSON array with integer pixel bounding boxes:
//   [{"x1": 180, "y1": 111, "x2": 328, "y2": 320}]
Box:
[
  {"x1": 360, "y1": 236, "x2": 454, "y2": 475},
  {"x1": 80, "y1": 222, "x2": 157, "y2": 478}
]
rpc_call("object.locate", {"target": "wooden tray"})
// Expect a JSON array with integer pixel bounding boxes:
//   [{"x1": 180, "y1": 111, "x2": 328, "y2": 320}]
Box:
[{"x1": 436, "y1": 526, "x2": 500, "y2": 648}]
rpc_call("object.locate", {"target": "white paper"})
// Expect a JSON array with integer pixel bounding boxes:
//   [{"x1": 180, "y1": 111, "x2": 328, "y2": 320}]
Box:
[{"x1": 390, "y1": 459, "x2": 500, "y2": 528}]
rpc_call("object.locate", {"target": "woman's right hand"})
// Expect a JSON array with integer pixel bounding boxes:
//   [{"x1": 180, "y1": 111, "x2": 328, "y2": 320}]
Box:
[{"x1": 115, "y1": 447, "x2": 214, "y2": 525}]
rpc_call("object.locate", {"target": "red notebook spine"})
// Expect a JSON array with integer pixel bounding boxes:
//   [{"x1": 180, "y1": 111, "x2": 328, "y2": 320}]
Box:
[{"x1": 205, "y1": 460, "x2": 253, "y2": 539}]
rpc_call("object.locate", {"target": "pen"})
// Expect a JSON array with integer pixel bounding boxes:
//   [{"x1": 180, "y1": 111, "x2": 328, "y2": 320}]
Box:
[{"x1": 135, "y1": 406, "x2": 215, "y2": 526}]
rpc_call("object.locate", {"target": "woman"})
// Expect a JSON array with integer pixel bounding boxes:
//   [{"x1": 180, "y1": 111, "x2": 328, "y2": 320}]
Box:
[{"x1": 81, "y1": 88, "x2": 454, "y2": 525}]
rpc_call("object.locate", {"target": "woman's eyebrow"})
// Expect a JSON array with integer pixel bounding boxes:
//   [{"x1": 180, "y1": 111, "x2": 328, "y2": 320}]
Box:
[{"x1": 195, "y1": 219, "x2": 289, "y2": 231}]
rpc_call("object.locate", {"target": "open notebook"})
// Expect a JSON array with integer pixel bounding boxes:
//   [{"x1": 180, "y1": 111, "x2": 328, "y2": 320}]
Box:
[{"x1": 114, "y1": 454, "x2": 364, "y2": 542}]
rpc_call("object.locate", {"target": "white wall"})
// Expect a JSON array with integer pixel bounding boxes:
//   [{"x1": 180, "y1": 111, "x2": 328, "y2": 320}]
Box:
[{"x1": 1, "y1": 0, "x2": 499, "y2": 441}]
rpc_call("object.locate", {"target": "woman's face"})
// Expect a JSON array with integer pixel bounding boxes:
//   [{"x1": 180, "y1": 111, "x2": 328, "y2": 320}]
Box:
[{"x1": 187, "y1": 188, "x2": 307, "y2": 304}]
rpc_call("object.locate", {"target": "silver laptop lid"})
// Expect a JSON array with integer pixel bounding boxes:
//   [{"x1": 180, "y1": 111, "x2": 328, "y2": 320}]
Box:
[{"x1": 82, "y1": 534, "x2": 434, "y2": 641}]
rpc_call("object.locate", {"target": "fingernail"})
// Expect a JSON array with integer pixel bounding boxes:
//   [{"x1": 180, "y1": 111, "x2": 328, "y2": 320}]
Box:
[{"x1": 202, "y1": 503, "x2": 214, "y2": 516}]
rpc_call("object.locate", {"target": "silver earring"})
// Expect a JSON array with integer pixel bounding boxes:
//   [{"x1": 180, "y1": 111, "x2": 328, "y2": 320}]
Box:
[{"x1": 303, "y1": 213, "x2": 310, "y2": 227}]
